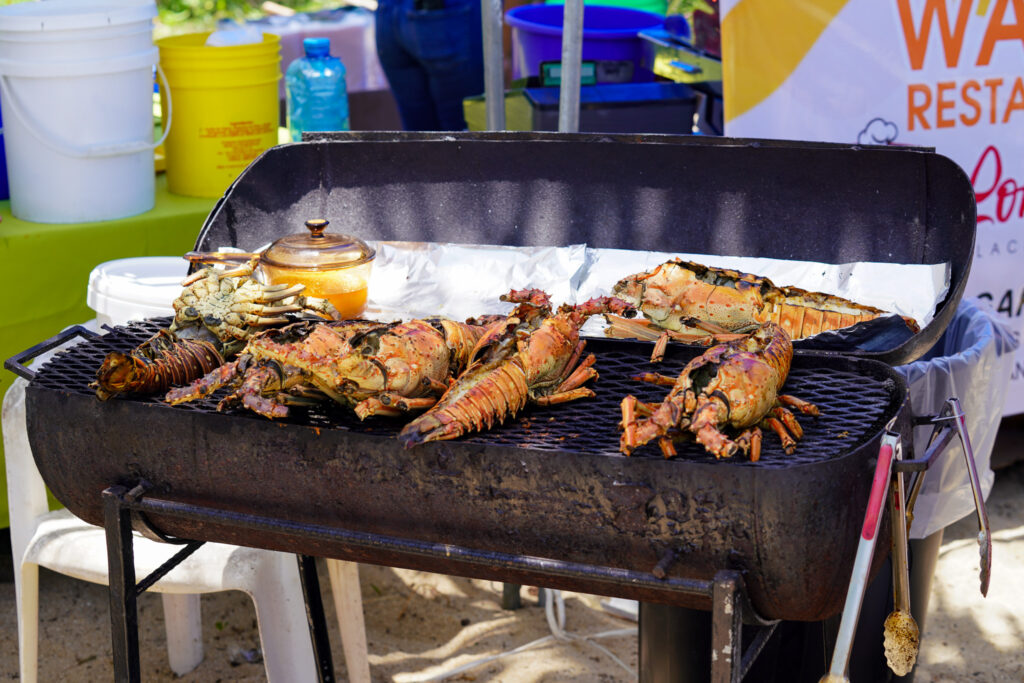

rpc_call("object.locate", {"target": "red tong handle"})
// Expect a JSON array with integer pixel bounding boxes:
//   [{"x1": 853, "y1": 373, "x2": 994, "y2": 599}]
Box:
[{"x1": 862, "y1": 443, "x2": 894, "y2": 541}]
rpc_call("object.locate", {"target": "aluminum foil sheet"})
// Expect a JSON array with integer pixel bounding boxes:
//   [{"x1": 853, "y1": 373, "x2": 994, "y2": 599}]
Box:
[
  {"x1": 358, "y1": 242, "x2": 949, "y2": 335},
  {"x1": 234, "y1": 240, "x2": 948, "y2": 337}
]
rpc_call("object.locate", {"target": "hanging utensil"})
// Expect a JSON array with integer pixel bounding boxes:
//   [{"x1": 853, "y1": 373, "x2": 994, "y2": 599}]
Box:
[
  {"x1": 883, "y1": 438, "x2": 919, "y2": 676},
  {"x1": 903, "y1": 398, "x2": 991, "y2": 597},
  {"x1": 949, "y1": 397, "x2": 992, "y2": 596},
  {"x1": 820, "y1": 430, "x2": 900, "y2": 683},
  {"x1": 183, "y1": 250, "x2": 259, "y2": 265}
]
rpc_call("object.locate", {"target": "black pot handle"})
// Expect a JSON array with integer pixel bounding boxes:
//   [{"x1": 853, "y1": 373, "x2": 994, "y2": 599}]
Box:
[{"x1": 4, "y1": 325, "x2": 99, "y2": 381}]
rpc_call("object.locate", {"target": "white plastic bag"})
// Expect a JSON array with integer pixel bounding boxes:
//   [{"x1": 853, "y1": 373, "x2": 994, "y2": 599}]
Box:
[{"x1": 895, "y1": 298, "x2": 1018, "y2": 538}]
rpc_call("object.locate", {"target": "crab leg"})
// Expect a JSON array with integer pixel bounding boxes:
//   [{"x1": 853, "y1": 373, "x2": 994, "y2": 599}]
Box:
[
  {"x1": 231, "y1": 303, "x2": 308, "y2": 316},
  {"x1": 165, "y1": 358, "x2": 241, "y2": 404},
  {"x1": 779, "y1": 394, "x2": 820, "y2": 415},
  {"x1": 259, "y1": 284, "x2": 307, "y2": 300},
  {"x1": 534, "y1": 387, "x2": 595, "y2": 406},
  {"x1": 632, "y1": 372, "x2": 678, "y2": 387},
  {"x1": 555, "y1": 353, "x2": 597, "y2": 393},
  {"x1": 761, "y1": 415, "x2": 797, "y2": 454},
  {"x1": 770, "y1": 406, "x2": 804, "y2": 439},
  {"x1": 734, "y1": 427, "x2": 763, "y2": 462},
  {"x1": 621, "y1": 396, "x2": 640, "y2": 449},
  {"x1": 651, "y1": 331, "x2": 670, "y2": 363}
]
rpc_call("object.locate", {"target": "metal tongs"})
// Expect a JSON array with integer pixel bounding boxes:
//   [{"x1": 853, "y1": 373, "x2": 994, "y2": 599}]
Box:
[
  {"x1": 820, "y1": 431, "x2": 900, "y2": 683},
  {"x1": 822, "y1": 397, "x2": 992, "y2": 682},
  {"x1": 883, "y1": 430, "x2": 918, "y2": 676},
  {"x1": 905, "y1": 397, "x2": 992, "y2": 597}
]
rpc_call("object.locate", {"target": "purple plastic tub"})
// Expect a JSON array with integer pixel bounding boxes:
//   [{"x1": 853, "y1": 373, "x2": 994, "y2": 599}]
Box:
[
  {"x1": 505, "y1": 4, "x2": 663, "y2": 82},
  {"x1": 0, "y1": 98, "x2": 8, "y2": 201}
]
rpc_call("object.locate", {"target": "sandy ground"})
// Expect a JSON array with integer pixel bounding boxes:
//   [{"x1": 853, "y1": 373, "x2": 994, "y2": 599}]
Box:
[{"x1": 1, "y1": 457, "x2": 1021, "y2": 682}]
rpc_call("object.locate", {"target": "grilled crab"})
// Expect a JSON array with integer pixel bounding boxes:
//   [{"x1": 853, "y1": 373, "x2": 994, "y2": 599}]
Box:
[
  {"x1": 619, "y1": 322, "x2": 819, "y2": 461},
  {"x1": 170, "y1": 258, "x2": 340, "y2": 357},
  {"x1": 165, "y1": 317, "x2": 497, "y2": 420}
]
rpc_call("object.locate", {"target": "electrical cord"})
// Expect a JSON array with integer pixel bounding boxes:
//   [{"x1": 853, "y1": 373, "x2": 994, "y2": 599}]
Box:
[{"x1": 392, "y1": 589, "x2": 638, "y2": 682}]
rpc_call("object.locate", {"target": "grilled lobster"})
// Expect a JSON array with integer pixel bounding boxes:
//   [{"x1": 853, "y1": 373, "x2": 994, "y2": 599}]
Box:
[
  {"x1": 92, "y1": 330, "x2": 224, "y2": 401},
  {"x1": 93, "y1": 259, "x2": 339, "y2": 401},
  {"x1": 398, "y1": 289, "x2": 635, "y2": 447},
  {"x1": 619, "y1": 322, "x2": 819, "y2": 461},
  {"x1": 166, "y1": 317, "x2": 496, "y2": 420},
  {"x1": 609, "y1": 259, "x2": 919, "y2": 360}
]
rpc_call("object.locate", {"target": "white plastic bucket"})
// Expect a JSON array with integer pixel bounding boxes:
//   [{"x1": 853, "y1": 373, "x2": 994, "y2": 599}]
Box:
[
  {"x1": 87, "y1": 256, "x2": 187, "y2": 326},
  {"x1": 0, "y1": 0, "x2": 168, "y2": 223}
]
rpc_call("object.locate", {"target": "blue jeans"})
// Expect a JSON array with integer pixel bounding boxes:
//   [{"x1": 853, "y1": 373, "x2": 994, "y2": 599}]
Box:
[{"x1": 375, "y1": 0, "x2": 485, "y2": 131}]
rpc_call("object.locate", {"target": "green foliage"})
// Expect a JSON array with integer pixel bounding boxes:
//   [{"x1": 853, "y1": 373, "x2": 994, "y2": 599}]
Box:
[
  {"x1": 157, "y1": 0, "x2": 256, "y2": 29},
  {"x1": 155, "y1": 0, "x2": 338, "y2": 34},
  {"x1": 665, "y1": 0, "x2": 714, "y2": 17}
]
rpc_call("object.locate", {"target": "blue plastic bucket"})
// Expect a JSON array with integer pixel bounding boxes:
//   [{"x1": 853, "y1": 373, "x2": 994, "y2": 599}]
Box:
[{"x1": 505, "y1": 4, "x2": 663, "y2": 82}]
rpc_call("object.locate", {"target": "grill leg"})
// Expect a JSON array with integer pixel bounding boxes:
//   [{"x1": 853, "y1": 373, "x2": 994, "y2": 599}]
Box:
[
  {"x1": 502, "y1": 583, "x2": 523, "y2": 610},
  {"x1": 104, "y1": 486, "x2": 140, "y2": 683},
  {"x1": 297, "y1": 555, "x2": 336, "y2": 683},
  {"x1": 711, "y1": 572, "x2": 743, "y2": 683},
  {"x1": 639, "y1": 603, "x2": 710, "y2": 682}
]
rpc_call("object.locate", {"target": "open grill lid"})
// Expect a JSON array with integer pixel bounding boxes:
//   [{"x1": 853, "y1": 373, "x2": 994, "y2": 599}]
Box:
[{"x1": 195, "y1": 132, "x2": 977, "y2": 366}]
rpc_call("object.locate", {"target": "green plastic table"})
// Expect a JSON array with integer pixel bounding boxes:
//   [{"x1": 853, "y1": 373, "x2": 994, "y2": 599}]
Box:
[{"x1": 0, "y1": 173, "x2": 217, "y2": 527}]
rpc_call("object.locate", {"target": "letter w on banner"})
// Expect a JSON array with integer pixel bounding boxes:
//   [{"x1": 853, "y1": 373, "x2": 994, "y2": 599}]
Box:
[{"x1": 720, "y1": 0, "x2": 1024, "y2": 415}]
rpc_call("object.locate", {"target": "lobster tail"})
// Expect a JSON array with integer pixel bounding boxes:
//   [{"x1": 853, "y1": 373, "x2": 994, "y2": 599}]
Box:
[
  {"x1": 93, "y1": 330, "x2": 223, "y2": 400},
  {"x1": 399, "y1": 361, "x2": 529, "y2": 447}
]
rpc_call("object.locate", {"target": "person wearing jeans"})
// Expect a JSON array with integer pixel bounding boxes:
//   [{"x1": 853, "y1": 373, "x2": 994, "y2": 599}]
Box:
[{"x1": 375, "y1": 0, "x2": 486, "y2": 130}]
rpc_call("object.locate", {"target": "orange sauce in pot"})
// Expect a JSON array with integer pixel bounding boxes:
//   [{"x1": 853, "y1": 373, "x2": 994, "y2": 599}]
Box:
[{"x1": 262, "y1": 262, "x2": 372, "y2": 319}]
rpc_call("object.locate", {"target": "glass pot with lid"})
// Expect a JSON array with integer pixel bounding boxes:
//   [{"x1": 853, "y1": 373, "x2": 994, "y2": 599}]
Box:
[{"x1": 187, "y1": 219, "x2": 376, "y2": 319}]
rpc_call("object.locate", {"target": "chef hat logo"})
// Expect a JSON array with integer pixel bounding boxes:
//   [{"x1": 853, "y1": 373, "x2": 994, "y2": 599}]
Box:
[{"x1": 857, "y1": 118, "x2": 899, "y2": 145}]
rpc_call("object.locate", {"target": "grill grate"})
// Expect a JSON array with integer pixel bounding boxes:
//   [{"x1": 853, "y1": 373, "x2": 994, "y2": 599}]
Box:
[{"x1": 34, "y1": 319, "x2": 898, "y2": 469}]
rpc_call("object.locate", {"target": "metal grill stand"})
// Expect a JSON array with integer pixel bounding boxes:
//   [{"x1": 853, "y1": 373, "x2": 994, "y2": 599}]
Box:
[{"x1": 99, "y1": 482, "x2": 781, "y2": 683}]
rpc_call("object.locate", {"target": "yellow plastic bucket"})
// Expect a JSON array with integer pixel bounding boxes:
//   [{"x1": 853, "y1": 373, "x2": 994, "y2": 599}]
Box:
[{"x1": 157, "y1": 32, "x2": 281, "y2": 198}]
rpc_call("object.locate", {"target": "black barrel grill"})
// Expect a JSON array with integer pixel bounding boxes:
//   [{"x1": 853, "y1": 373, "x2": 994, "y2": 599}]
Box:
[
  {"x1": 24, "y1": 318, "x2": 910, "y2": 622},
  {"x1": 9, "y1": 133, "x2": 976, "y2": 681}
]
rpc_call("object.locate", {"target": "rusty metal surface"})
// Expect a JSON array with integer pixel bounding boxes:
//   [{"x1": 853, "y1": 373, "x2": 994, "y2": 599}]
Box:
[{"x1": 26, "y1": 321, "x2": 909, "y2": 621}]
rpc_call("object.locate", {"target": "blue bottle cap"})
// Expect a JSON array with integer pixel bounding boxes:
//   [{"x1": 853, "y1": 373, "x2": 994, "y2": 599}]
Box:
[{"x1": 303, "y1": 37, "x2": 330, "y2": 57}]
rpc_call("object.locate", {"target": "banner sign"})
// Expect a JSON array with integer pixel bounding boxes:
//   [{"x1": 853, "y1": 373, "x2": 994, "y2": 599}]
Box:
[{"x1": 720, "y1": 0, "x2": 1024, "y2": 414}]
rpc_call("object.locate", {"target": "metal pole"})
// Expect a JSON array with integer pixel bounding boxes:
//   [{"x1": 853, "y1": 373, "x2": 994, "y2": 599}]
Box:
[
  {"x1": 482, "y1": 0, "x2": 505, "y2": 130},
  {"x1": 711, "y1": 572, "x2": 743, "y2": 683},
  {"x1": 297, "y1": 555, "x2": 336, "y2": 683},
  {"x1": 557, "y1": 0, "x2": 583, "y2": 132},
  {"x1": 104, "y1": 486, "x2": 140, "y2": 683}
]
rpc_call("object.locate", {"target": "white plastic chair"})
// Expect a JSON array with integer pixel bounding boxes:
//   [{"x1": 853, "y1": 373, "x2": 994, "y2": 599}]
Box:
[{"x1": 3, "y1": 376, "x2": 371, "y2": 682}]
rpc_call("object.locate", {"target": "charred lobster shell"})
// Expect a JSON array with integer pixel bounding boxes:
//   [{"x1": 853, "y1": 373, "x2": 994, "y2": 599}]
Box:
[
  {"x1": 610, "y1": 259, "x2": 919, "y2": 342},
  {"x1": 91, "y1": 330, "x2": 223, "y2": 401},
  {"x1": 166, "y1": 317, "x2": 497, "y2": 420},
  {"x1": 399, "y1": 289, "x2": 635, "y2": 446},
  {"x1": 619, "y1": 322, "x2": 819, "y2": 461}
]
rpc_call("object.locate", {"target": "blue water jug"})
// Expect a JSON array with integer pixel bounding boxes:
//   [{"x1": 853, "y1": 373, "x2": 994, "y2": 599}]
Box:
[{"x1": 285, "y1": 37, "x2": 350, "y2": 141}]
